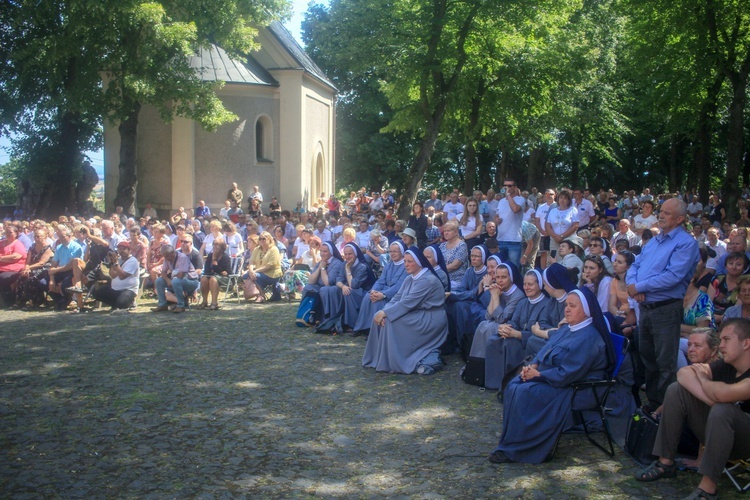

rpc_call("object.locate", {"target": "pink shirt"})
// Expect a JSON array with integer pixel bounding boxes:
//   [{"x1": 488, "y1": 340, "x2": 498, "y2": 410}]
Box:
[{"x1": 0, "y1": 239, "x2": 27, "y2": 272}]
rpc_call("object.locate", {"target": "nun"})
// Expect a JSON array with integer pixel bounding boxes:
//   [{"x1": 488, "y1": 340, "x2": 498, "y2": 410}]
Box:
[
  {"x1": 363, "y1": 246, "x2": 448, "y2": 375},
  {"x1": 487, "y1": 287, "x2": 612, "y2": 464},
  {"x1": 484, "y1": 269, "x2": 553, "y2": 391},
  {"x1": 444, "y1": 245, "x2": 490, "y2": 353},
  {"x1": 424, "y1": 244, "x2": 450, "y2": 292},
  {"x1": 349, "y1": 241, "x2": 408, "y2": 336},
  {"x1": 319, "y1": 242, "x2": 376, "y2": 322},
  {"x1": 526, "y1": 263, "x2": 577, "y2": 358},
  {"x1": 465, "y1": 262, "x2": 526, "y2": 368},
  {"x1": 303, "y1": 242, "x2": 345, "y2": 294}
]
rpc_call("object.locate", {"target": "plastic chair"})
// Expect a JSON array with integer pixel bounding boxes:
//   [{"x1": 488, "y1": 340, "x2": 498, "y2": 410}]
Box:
[{"x1": 222, "y1": 255, "x2": 244, "y2": 305}]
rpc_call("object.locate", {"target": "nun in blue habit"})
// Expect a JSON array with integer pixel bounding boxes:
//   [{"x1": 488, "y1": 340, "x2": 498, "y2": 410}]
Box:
[
  {"x1": 483, "y1": 269, "x2": 553, "y2": 391},
  {"x1": 467, "y1": 262, "x2": 526, "y2": 362},
  {"x1": 319, "y1": 242, "x2": 376, "y2": 321},
  {"x1": 362, "y1": 246, "x2": 448, "y2": 375},
  {"x1": 488, "y1": 287, "x2": 612, "y2": 464},
  {"x1": 445, "y1": 245, "x2": 490, "y2": 351},
  {"x1": 424, "y1": 244, "x2": 450, "y2": 292},
  {"x1": 525, "y1": 263, "x2": 577, "y2": 358},
  {"x1": 350, "y1": 241, "x2": 408, "y2": 333},
  {"x1": 303, "y1": 242, "x2": 346, "y2": 294}
]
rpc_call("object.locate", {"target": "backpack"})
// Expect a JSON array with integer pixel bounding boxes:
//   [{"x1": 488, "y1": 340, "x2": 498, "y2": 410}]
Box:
[
  {"x1": 460, "y1": 357, "x2": 485, "y2": 387},
  {"x1": 314, "y1": 314, "x2": 343, "y2": 334},
  {"x1": 296, "y1": 291, "x2": 319, "y2": 327}
]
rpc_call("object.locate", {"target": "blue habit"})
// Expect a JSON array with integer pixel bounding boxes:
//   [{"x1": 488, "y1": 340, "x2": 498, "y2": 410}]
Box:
[
  {"x1": 350, "y1": 261, "x2": 407, "y2": 331},
  {"x1": 494, "y1": 321, "x2": 607, "y2": 464}
]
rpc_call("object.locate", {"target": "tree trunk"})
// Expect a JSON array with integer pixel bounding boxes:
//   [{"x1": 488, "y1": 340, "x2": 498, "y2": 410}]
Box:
[
  {"x1": 396, "y1": 114, "x2": 444, "y2": 219},
  {"x1": 114, "y1": 101, "x2": 141, "y2": 216},
  {"x1": 528, "y1": 147, "x2": 546, "y2": 190},
  {"x1": 696, "y1": 72, "x2": 724, "y2": 205},
  {"x1": 723, "y1": 72, "x2": 747, "y2": 221},
  {"x1": 668, "y1": 134, "x2": 679, "y2": 193}
]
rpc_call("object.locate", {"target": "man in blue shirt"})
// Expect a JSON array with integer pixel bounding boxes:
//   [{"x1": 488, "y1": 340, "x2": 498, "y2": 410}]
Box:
[
  {"x1": 195, "y1": 200, "x2": 211, "y2": 218},
  {"x1": 48, "y1": 226, "x2": 84, "y2": 310},
  {"x1": 626, "y1": 198, "x2": 700, "y2": 409}
]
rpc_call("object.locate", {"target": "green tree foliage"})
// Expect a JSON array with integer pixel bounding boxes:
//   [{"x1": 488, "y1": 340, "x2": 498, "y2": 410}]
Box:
[{"x1": 1, "y1": 0, "x2": 289, "y2": 216}]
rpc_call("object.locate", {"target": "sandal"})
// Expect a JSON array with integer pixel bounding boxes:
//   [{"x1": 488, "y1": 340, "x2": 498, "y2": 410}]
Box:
[
  {"x1": 683, "y1": 488, "x2": 718, "y2": 500},
  {"x1": 635, "y1": 460, "x2": 677, "y2": 482},
  {"x1": 208, "y1": 303, "x2": 220, "y2": 310},
  {"x1": 196, "y1": 303, "x2": 208, "y2": 310}
]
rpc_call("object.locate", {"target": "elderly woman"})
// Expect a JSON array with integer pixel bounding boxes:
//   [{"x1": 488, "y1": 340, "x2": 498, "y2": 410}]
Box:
[
  {"x1": 244, "y1": 231, "x2": 283, "y2": 302},
  {"x1": 439, "y1": 220, "x2": 469, "y2": 289},
  {"x1": 488, "y1": 287, "x2": 612, "y2": 464},
  {"x1": 349, "y1": 241, "x2": 408, "y2": 336},
  {"x1": 463, "y1": 262, "x2": 526, "y2": 385},
  {"x1": 198, "y1": 239, "x2": 232, "y2": 310},
  {"x1": 424, "y1": 244, "x2": 450, "y2": 292},
  {"x1": 587, "y1": 236, "x2": 615, "y2": 274},
  {"x1": 484, "y1": 269, "x2": 553, "y2": 391},
  {"x1": 363, "y1": 246, "x2": 448, "y2": 375},
  {"x1": 11, "y1": 228, "x2": 52, "y2": 308},
  {"x1": 318, "y1": 242, "x2": 376, "y2": 327},
  {"x1": 709, "y1": 251, "x2": 749, "y2": 317},
  {"x1": 0, "y1": 225, "x2": 28, "y2": 307}
]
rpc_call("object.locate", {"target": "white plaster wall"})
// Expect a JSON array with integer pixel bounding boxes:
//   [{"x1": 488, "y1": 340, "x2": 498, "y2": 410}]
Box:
[{"x1": 135, "y1": 106, "x2": 173, "y2": 212}]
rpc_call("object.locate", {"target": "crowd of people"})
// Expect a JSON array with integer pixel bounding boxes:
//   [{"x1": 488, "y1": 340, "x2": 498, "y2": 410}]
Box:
[{"x1": 2, "y1": 180, "x2": 749, "y2": 496}]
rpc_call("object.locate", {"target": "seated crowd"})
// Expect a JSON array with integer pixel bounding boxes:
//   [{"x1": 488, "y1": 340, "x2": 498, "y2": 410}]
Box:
[{"x1": 2, "y1": 182, "x2": 749, "y2": 496}]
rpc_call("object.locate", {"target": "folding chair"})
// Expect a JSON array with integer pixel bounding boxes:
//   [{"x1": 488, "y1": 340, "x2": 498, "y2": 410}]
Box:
[
  {"x1": 556, "y1": 331, "x2": 629, "y2": 457},
  {"x1": 222, "y1": 255, "x2": 244, "y2": 305},
  {"x1": 724, "y1": 459, "x2": 750, "y2": 493}
]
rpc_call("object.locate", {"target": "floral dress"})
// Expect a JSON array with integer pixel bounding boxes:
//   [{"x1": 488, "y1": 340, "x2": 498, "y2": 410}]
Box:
[
  {"x1": 15, "y1": 245, "x2": 52, "y2": 306},
  {"x1": 439, "y1": 240, "x2": 469, "y2": 284},
  {"x1": 683, "y1": 290, "x2": 716, "y2": 330}
]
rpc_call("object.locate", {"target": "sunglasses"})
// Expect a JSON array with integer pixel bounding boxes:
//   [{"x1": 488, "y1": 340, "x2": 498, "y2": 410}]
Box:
[
  {"x1": 504, "y1": 184, "x2": 514, "y2": 188},
  {"x1": 589, "y1": 243, "x2": 602, "y2": 247}
]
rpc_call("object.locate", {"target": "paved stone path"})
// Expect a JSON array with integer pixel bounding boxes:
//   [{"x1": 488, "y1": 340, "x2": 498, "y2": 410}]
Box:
[{"x1": 0, "y1": 300, "x2": 740, "y2": 498}]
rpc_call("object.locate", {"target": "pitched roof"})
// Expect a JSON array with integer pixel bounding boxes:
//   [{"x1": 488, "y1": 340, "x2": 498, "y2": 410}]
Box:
[
  {"x1": 191, "y1": 44, "x2": 278, "y2": 86},
  {"x1": 266, "y1": 21, "x2": 337, "y2": 91}
]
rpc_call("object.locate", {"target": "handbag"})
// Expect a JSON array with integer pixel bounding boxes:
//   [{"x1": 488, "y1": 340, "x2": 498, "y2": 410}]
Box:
[{"x1": 624, "y1": 408, "x2": 659, "y2": 465}]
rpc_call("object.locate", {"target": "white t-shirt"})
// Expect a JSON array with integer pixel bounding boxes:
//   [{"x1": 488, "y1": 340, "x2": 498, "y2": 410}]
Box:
[
  {"x1": 356, "y1": 230, "x2": 371, "y2": 249},
  {"x1": 687, "y1": 202, "x2": 703, "y2": 222},
  {"x1": 633, "y1": 214, "x2": 657, "y2": 233},
  {"x1": 459, "y1": 215, "x2": 480, "y2": 238},
  {"x1": 495, "y1": 196, "x2": 525, "y2": 242},
  {"x1": 546, "y1": 206, "x2": 579, "y2": 237},
  {"x1": 295, "y1": 241, "x2": 310, "y2": 260},
  {"x1": 523, "y1": 206, "x2": 535, "y2": 222},
  {"x1": 535, "y1": 202, "x2": 555, "y2": 230},
  {"x1": 443, "y1": 201, "x2": 465, "y2": 221},
  {"x1": 112, "y1": 256, "x2": 140, "y2": 294},
  {"x1": 573, "y1": 198, "x2": 596, "y2": 227}
]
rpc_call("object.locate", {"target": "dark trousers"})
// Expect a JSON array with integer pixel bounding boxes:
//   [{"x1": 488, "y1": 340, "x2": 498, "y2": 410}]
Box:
[
  {"x1": 654, "y1": 382, "x2": 750, "y2": 483},
  {"x1": 638, "y1": 300, "x2": 682, "y2": 406},
  {"x1": 256, "y1": 273, "x2": 281, "y2": 301},
  {"x1": 92, "y1": 286, "x2": 136, "y2": 309},
  {"x1": 49, "y1": 270, "x2": 74, "y2": 309},
  {"x1": 0, "y1": 271, "x2": 20, "y2": 307}
]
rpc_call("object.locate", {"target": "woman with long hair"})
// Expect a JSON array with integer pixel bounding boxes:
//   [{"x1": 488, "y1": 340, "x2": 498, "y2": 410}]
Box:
[
  {"x1": 459, "y1": 197, "x2": 484, "y2": 250},
  {"x1": 581, "y1": 255, "x2": 612, "y2": 312}
]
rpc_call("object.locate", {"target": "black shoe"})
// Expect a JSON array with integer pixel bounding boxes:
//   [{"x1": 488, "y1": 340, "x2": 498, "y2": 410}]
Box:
[
  {"x1": 488, "y1": 451, "x2": 513, "y2": 464},
  {"x1": 348, "y1": 330, "x2": 364, "y2": 337}
]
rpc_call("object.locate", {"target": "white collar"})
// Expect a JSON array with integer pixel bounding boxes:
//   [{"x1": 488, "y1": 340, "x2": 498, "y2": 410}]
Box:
[
  {"x1": 569, "y1": 317, "x2": 593, "y2": 331},
  {"x1": 413, "y1": 268, "x2": 429, "y2": 280},
  {"x1": 503, "y1": 284, "x2": 519, "y2": 296},
  {"x1": 556, "y1": 292, "x2": 568, "y2": 303},
  {"x1": 473, "y1": 265, "x2": 487, "y2": 275},
  {"x1": 528, "y1": 293, "x2": 545, "y2": 304},
  {"x1": 393, "y1": 258, "x2": 405, "y2": 266}
]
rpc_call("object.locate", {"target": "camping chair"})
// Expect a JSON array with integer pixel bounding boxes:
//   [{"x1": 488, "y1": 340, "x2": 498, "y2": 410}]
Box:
[
  {"x1": 222, "y1": 255, "x2": 244, "y2": 305},
  {"x1": 725, "y1": 459, "x2": 750, "y2": 493},
  {"x1": 553, "y1": 331, "x2": 629, "y2": 458}
]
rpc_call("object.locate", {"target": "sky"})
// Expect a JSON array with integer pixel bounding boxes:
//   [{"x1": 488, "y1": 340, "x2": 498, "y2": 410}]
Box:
[{"x1": 0, "y1": 0, "x2": 314, "y2": 178}]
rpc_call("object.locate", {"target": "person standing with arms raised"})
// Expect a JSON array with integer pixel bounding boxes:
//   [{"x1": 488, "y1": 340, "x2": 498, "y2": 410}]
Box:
[
  {"x1": 495, "y1": 179, "x2": 525, "y2": 268},
  {"x1": 626, "y1": 198, "x2": 700, "y2": 411}
]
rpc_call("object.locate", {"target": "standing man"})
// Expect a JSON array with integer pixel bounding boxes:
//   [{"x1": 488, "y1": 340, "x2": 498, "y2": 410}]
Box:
[
  {"x1": 572, "y1": 188, "x2": 596, "y2": 230},
  {"x1": 534, "y1": 189, "x2": 556, "y2": 268},
  {"x1": 626, "y1": 198, "x2": 700, "y2": 410},
  {"x1": 424, "y1": 190, "x2": 443, "y2": 213},
  {"x1": 495, "y1": 179, "x2": 525, "y2": 268},
  {"x1": 442, "y1": 192, "x2": 464, "y2": 221},
  {"x1": 249, "y1": 185, "x2": 263, "y2": 204},
  {"x1": 228, "y1": 182, "x2": 243, "y2": 207}
]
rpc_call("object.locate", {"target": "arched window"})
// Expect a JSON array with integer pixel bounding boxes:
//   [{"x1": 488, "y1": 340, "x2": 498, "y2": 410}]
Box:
[{"x1": 255, "y1": 115, "x2": 273, "y2": 162}]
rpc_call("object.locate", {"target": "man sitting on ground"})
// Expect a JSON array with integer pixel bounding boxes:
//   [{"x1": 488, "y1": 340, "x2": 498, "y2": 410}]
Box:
[
  {"x1": 635, "y1": 318, "x2": 750, "y2": 500},
  {"x1": 91, "y1": 241, "x2": 140, "y2": 310}
]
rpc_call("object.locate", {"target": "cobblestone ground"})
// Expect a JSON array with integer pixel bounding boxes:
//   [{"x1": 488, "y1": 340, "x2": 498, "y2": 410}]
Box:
[{"x1": 0, "y1": 298, "x2": 742, "y2": 499}]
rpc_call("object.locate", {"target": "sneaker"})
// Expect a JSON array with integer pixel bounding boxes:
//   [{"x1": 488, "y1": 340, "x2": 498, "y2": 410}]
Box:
[
  {"x1": 66, "y1": 286, "x2": 84, "y2": 294},
  {"x1": 416, "y1": 364, "x2": 436, "y2": 375}
]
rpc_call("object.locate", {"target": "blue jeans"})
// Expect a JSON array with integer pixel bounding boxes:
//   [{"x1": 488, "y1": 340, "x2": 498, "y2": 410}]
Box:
[
  {"x1": 256, "y1": 273, "x2": 281, "y2": 301},
  {"x1": 497, "y1": 240, "x2": 522, "y2": 269},
  {"x1": 156, "y1": 276, "x2": 199, "y2": 307}
]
